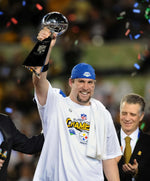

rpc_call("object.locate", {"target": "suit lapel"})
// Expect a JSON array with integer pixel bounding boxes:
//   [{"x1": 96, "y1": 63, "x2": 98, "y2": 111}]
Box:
[{"x1": 130, "y1": 130, "x2": 143, "y2": 164}]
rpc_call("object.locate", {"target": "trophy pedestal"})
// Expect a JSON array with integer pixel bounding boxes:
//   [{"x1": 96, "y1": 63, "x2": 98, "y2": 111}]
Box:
[{"x1": 22, "y1": 37, "x2": 51, "y2": 67}]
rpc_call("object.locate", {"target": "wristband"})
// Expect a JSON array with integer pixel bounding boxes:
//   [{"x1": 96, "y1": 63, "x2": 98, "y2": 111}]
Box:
[{"x1": 41, "y1": 63, "x2": 49, "y2": 72}]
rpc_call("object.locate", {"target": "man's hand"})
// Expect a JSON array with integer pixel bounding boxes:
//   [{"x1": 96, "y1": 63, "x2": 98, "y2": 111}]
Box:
[
  {"x1": 0, "y1": 159, "x2": 4, "y2": 170},
  {"x1": 37, "y1": 27, "x2": 57, "y2": 48},
  {"x1": 122, "y1": 159, "x2": 138, "y2": 176}
]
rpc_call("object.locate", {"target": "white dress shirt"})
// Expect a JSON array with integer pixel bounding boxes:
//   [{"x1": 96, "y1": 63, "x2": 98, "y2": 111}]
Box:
[{"x1": 121, "y1": 128, "x2": 139, "y2": 153}]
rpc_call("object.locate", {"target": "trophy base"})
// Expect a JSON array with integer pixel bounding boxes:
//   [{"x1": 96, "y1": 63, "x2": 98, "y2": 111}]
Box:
[
  {"x1": 22, "y1": 37, "x2": 52, "y2": 77},
  {"x1": 22, "y1": 37, "x2": 51, "y2": 67}
]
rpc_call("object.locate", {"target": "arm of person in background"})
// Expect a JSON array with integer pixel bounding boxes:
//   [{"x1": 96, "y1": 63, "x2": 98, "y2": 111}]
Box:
[
  {"x1": 3, "y1": 115, "x2": 44, "y2": 154},
  {"x1": 11, "y1": 120, "x2": 44, "y2": 154},
  {"x1": 103, "y1": 158, "x2": 120, "y2": 181},
  {"x1": 32, "y1": 27, "x2": 57, "y2": 106}
]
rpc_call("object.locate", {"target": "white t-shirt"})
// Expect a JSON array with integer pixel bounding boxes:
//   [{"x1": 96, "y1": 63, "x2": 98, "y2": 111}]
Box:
[{"x1": 33, "y1": 84, "x2": 122, "y2": 181}]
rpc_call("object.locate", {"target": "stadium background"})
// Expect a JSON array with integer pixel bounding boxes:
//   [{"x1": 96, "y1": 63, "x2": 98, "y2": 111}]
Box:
[{"x1": 0, "y1": 0, "x2": 150, "y2": 180}]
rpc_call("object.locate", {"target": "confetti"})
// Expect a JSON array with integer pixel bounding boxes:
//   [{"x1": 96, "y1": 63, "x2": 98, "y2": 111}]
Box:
[
  {"x1": 120, "y1": 11, "x2": 126, "y2": 16},
  {"x1": 139, "y1": 30, "x2": 144, "y2": 34},
  {"x1": 134, "y1": 2, "x2": 139, "y2": 8},
  {"x1": 74, "y1": 40, "x2": 78, "y2": 45},
  {"x1": 134, "y1": 34, "x2": 141, "y2": 39},
  {"x1": 138, "y1": 53, "x2": 141, "y2": 60},
  {"x1": 116, "y1": 16, "x2": 124, "y2": 20},
  {"x1": 118, "y1": 0, "x2": 150, "y2": 40},
  {"x1": 129, "y1": 34, "x2": 133, "y2": 40},
  {"x1": 145, "y1": 7, "x2": 150, "y2": 20},
  {"x1": 133, "y1": 9, "x2": 141, "y2": 13},
  {"x1": 125, "y1": 22, "x2": 130, "y2": 29},
  {"x1": 36, "y1": 3, "x2": 43, "y2": 11},
  {"x1": 0, "y1": 11, "x2": 4, "y2": 15},
  {"x1": 125, "y1": 29, "x2": 130, "y2": 36},
  {"x1": 22, "y1": 0, "x2": 26, "y2": 6},
  {"x1": 6, "y1": 21, "x2": 11, "y2": 27},
  {"x1": 11, "y1": 17, "x2": 18, "y2": 24},
  {"x1": 134, "y1": 63, "x2": 140, "y2": 70},
  {"x1": 140, "y1": 122, "x2": 145, "y2": 130}
]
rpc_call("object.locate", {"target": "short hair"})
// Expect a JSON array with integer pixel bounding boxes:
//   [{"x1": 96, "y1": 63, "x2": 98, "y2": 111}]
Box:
[{"x1": 120, "y1": 93, "x2": 145, "y2": 113}]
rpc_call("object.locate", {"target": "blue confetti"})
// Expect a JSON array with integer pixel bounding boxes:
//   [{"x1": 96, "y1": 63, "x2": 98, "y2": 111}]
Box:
[
  {"x1": 133, "y1": 9, "x2": 141, "y2": 14},
  {"x1": 134, "y1": 63, "x2": 140, "y2": 70},
  {"x1": 0, "y1": 11, "x2": 4, "y2": 15},
  {"x1": 134, "y1": 34, "x2": 141, "y2": 39},
  {"x1": 129, "y1": 34, "x2": 133, "y2": 40},
  {"x1": 133, "y1": 3, "x2": 139, "y2": 8},
  {"x1": 22, "y1": 0, "x2": 26, "y2": 6}
]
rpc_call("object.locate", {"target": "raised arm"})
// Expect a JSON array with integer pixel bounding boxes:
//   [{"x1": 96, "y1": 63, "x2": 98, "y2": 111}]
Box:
[{"x1": 32, "y1": 27, "x2": 57, "y2": 106}]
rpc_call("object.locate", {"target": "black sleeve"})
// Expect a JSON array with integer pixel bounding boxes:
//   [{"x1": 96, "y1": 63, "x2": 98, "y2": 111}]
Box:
[{"x1": 10, "y1": 117, "x2": 44, "y2": 154}]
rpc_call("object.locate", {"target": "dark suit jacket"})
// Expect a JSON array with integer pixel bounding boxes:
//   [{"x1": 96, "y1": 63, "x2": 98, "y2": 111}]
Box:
[
  {"x1": 0, "y1": 113, "x2": 44, "y2": 181},
  {"x1": 118, "y1": 129, "x2": 150, "y2": 181}
]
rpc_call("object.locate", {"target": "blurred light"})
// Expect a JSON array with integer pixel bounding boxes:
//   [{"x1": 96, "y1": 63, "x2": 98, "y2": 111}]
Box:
[
  {"x1": 138, "y1": 53, "x2": 141, "y2": 60},
  {"x1": 6, "y1": 21, "x2": 11, "y2": 27},
  {"x1": 91, "y1": 35, "x2": 104, "y2": 47},
  {"x1": 5, "y1": 107, "x2": 13, "y2": 114},
  {"x1": 68, "y1": 14, "x2": 76, "y2": 22},
  {"x1": 74, "y1": 40, "x2": 79, "y2": 46},
  {"x1": 71, "y1": 26, "x2": 80, "y2": 34}
]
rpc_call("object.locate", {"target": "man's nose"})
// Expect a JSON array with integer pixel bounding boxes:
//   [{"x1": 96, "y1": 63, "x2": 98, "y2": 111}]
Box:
[
  {"x1": 124, "y1": 114, "x2": 131, "y2": 121},
  {"x1": 83, "y1": 82, "x2": 89, "y2": 89}
]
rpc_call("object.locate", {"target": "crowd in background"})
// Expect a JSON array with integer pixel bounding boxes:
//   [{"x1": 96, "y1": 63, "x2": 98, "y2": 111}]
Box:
[{"x1": 0, "y1": 0, "x2": 150, "y2": 180}]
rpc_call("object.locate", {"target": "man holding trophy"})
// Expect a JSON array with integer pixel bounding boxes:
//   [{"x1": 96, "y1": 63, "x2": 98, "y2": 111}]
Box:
[{"x1": 24, "y1": 12, "x2": 122, "y2": 181}]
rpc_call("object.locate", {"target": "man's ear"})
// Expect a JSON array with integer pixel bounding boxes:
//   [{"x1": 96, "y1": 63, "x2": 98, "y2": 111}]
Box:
[
  {"x1": 68, "y1": 78, "x2": 72, "y2": 88},
  {"x1": 139, "y1": 112, "x2": 144, "y2": 122}
]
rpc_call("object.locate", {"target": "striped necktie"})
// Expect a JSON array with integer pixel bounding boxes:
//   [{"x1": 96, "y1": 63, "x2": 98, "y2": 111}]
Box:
[{"x1": 124, "y1": 136, "x2": 132, "y2": 164}]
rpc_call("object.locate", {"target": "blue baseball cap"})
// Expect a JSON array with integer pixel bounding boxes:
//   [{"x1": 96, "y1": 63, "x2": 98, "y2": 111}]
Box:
[{"x1": 71, "y1": 63, "x2": 96, "y2": 80}]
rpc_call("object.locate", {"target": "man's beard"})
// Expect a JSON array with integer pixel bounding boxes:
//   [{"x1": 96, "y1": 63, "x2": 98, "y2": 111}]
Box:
[{"x1": 77, "y1": 94, "x2": 91, "y2": 104}]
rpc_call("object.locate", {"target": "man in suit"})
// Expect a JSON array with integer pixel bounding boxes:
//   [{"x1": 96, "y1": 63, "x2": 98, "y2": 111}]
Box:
[
  {"x1": 0, "y1": 113, "x2": 44, "y2": 181},
  {"x1": 118, "y1": 93, "x2": 150, "y2": 181}
]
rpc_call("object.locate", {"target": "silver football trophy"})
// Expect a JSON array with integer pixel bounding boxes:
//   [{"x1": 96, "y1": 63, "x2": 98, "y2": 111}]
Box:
[{"x1": 22, "y1": 12, "x2": 68, "y2": 76}]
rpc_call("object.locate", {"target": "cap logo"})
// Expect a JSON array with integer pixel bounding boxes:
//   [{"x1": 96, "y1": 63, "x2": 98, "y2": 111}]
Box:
[{"x1": 83, "y1": 72, "x2": 91, "y2": 77}]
